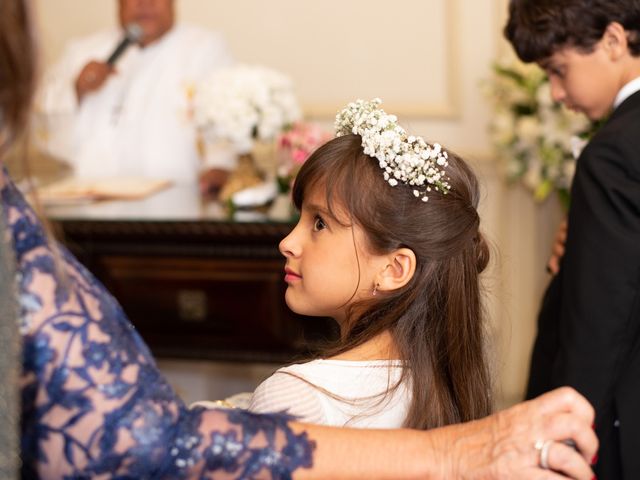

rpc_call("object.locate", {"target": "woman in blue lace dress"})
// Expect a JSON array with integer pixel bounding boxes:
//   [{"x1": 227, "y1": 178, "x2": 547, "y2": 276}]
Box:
[{"x1": 0, "y1": 0, "x2": 599, "y2": 478}]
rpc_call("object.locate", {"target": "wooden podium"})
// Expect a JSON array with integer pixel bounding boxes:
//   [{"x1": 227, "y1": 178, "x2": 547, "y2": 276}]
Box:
[{"x1": 45, "y1": 183, "x2": 337, "y2": 363}]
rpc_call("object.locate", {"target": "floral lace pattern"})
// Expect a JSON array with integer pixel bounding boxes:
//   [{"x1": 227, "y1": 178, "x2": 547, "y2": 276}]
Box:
[{"x1": 1, "y1": 169, "x2": 314, "y2": 479}]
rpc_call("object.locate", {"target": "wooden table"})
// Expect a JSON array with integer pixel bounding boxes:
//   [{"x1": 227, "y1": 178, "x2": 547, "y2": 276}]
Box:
[{"x1": 45, "y1": 185, "x2": 337, "y2": 363}]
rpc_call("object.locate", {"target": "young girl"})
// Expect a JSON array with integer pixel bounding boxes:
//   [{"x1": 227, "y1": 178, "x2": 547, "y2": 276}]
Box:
[{"x1": 249, "y1": 98, "x2": 492, "y2": 430}]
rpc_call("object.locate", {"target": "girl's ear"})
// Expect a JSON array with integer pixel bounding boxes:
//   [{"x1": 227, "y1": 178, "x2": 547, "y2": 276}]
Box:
[
  {"x1": 603, "y1": 22, "x2": 628, "y2": 61},
  {"x1": 377, "y1": 248, "x2": 416, "y2": 293}
]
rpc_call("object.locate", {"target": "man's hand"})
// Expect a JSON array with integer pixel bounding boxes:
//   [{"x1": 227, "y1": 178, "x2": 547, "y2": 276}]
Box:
[
  {"x1": 547, "y1": 219, "x2": 567, "y2": 275},
  {"x1": 75, "y1": 61, "x2": 114, "y2": 102},
  {"x1": 199, "y1": 168, "x2": 230, "y2": 198}
]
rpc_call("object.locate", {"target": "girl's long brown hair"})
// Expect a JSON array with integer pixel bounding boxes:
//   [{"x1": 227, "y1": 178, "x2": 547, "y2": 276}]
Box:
[
  {"x1": 292, "y1": 134, "x2": 492, "y2": 429},
  {"x1": 0, "y1": 0, "x2": 36, "y2": 155}
]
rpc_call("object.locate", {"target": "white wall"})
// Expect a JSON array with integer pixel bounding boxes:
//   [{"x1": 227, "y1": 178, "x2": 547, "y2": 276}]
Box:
[
  {"x1": 32, "y1": 0, "x2": 499, "y2": 152},
  {"x1": 31, "y1": 0, "x2": 564, "y2": 409}
]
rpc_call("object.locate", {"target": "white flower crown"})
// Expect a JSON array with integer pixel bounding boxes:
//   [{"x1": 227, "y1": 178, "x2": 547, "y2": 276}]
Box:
[{"x1": 335, "y1": 98, "x2": 451, "y2": 201}]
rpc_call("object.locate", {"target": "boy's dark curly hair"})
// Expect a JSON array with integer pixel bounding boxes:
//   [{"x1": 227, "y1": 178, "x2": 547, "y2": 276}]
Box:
[{"x1": 505, "y1": 0, "x2": 640, "y2": 62}]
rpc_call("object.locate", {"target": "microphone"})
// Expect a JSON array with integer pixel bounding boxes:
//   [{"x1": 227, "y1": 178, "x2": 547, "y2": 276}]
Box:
[{"x1": 106, "y1": 23, "x2": 143, "y2": 65}]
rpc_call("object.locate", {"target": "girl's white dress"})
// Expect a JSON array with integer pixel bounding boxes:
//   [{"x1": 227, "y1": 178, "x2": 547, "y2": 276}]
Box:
[{"x1": 249, "y1": 359, "x2": 411, "y2": 428}]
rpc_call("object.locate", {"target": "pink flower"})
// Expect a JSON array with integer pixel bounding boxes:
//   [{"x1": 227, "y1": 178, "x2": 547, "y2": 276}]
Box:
[
  {"x1": 292, "y1": 149, "x2": 308, "y2": 164},
  {"x1": 276, "y1": 122, "x2": 332, "y2": 173},
  {"x1": 275, "y1": 122, "x2": 332, "y2": 193}
]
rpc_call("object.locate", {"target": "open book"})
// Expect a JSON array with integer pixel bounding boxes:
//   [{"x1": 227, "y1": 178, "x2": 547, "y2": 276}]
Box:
[{"x1": 36, "y1": 177, "x2": 172, "y2": 204}]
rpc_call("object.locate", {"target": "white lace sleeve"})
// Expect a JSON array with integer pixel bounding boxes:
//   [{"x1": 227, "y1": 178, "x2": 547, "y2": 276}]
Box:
[{"x1": 249, "y1": 371, "x2": 327, "y2": 425}]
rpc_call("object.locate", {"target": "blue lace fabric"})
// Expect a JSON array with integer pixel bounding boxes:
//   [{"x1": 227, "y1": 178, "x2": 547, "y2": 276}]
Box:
[{"x1": 0, "y1": 169, "x2": 314, "y2": 479}]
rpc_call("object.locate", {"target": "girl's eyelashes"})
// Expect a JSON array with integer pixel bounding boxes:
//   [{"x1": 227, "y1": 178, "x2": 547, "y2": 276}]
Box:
[{"x1": 313, "y1": 214, "x2": 327, "y2": 232}]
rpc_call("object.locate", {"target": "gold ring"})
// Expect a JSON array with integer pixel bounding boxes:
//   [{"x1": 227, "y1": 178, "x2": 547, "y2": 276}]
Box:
[{"x1": 534, "y1": 439, "x2": 553, "y2": 470}]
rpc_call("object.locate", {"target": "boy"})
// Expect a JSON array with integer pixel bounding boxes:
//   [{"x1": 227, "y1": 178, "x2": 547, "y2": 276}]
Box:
[{"x1": 505, "y1": 1, "x2": 640, "y2": 478}]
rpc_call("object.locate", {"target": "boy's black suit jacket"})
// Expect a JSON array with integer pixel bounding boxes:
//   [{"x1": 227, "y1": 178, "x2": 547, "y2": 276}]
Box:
[{"x1": 526, "y1": 90, "x2": 640, "y2": 479}]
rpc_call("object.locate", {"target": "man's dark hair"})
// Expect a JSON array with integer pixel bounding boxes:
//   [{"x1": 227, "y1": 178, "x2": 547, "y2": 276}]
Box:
[{"x1": 505, "y1": 0, "x2": 640, "y2": 62}]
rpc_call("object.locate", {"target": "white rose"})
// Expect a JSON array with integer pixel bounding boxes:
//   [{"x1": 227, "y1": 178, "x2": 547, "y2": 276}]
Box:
[
  {"x1": 536, "y1": 82, "x2": 553, "y2": 108},
  {"x1": 570, "y1": 135, "x2": 589, "y2": 159},
  {"x1": 493, "y1": 109, "x2": 517, "y2": 145},
  {"x1": 523, "y1": 163, "x2": 542, "y2": 191},
  {"x1": 516, "y1": 116, "x2": 541, "y2": 144}
]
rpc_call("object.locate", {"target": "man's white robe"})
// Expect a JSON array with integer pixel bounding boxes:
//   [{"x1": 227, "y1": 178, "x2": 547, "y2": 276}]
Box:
[{"x1": 35, "y1": 25, "x2": 234, "y2": 184}]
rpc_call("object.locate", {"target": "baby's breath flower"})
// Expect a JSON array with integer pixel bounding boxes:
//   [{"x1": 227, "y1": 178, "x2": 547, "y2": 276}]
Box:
[{"x1": 335, "y1": 99, "x2": 451, "y2": 201}]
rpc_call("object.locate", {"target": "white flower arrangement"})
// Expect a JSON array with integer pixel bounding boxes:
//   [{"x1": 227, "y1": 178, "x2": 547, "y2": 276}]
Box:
[
  {"x1": 335, "y1": 98, "x2": 450, "y2": 201},
  {"x1": 193, "y1": 64, "x2": 302, "y2": 154},
  {"x1": 484, "y1": 58, "x2": 597, "y2": 207}
]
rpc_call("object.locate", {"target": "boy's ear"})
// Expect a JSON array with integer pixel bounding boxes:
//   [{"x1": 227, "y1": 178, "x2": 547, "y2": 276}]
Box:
[
  {"x1": 376, "y1": 248, "x2": 416, "y2": 293},
  {"x1": 603, "y1": 22, "x2": 629, "y2": 60}
]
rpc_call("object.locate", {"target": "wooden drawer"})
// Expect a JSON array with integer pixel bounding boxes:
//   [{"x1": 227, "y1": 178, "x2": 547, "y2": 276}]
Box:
[{"x1": 95, "y1": 255, "x2": 337, "y2": 362}]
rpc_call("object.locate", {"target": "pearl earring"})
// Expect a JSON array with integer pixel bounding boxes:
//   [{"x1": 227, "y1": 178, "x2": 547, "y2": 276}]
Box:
[{"x1": 372, "y1": 283, "x2": 379, "y2": 296}]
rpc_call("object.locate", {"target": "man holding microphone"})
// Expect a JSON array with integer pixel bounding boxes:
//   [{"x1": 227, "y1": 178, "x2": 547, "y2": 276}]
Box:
[{"x1": 36, "y1": 0, "x2": 235, "y2": 193}]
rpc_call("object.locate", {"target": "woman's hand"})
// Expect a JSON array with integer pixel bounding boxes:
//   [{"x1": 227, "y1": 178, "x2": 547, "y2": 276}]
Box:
[{"x1": 448, "y1": 386, "x2": 597, "y2": 479}]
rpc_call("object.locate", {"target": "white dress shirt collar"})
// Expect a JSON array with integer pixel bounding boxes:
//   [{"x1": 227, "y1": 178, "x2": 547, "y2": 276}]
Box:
[{"x1": 614, "y1": 76, "x2": 640, "y2": 109}]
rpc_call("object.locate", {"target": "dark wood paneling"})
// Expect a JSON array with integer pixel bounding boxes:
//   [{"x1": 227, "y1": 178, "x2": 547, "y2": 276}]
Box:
[{"x1": 54, "y1": 219, "x2": 338, "y2": 363}]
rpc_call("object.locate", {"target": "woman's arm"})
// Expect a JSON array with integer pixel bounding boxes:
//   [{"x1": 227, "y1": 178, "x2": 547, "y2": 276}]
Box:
[
  {"x1": 288, "y1": 387, "x2": 596, "y2": 480},
  {"x1": 182, "y1": 387, "x2": 596, "y2": 479}
]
